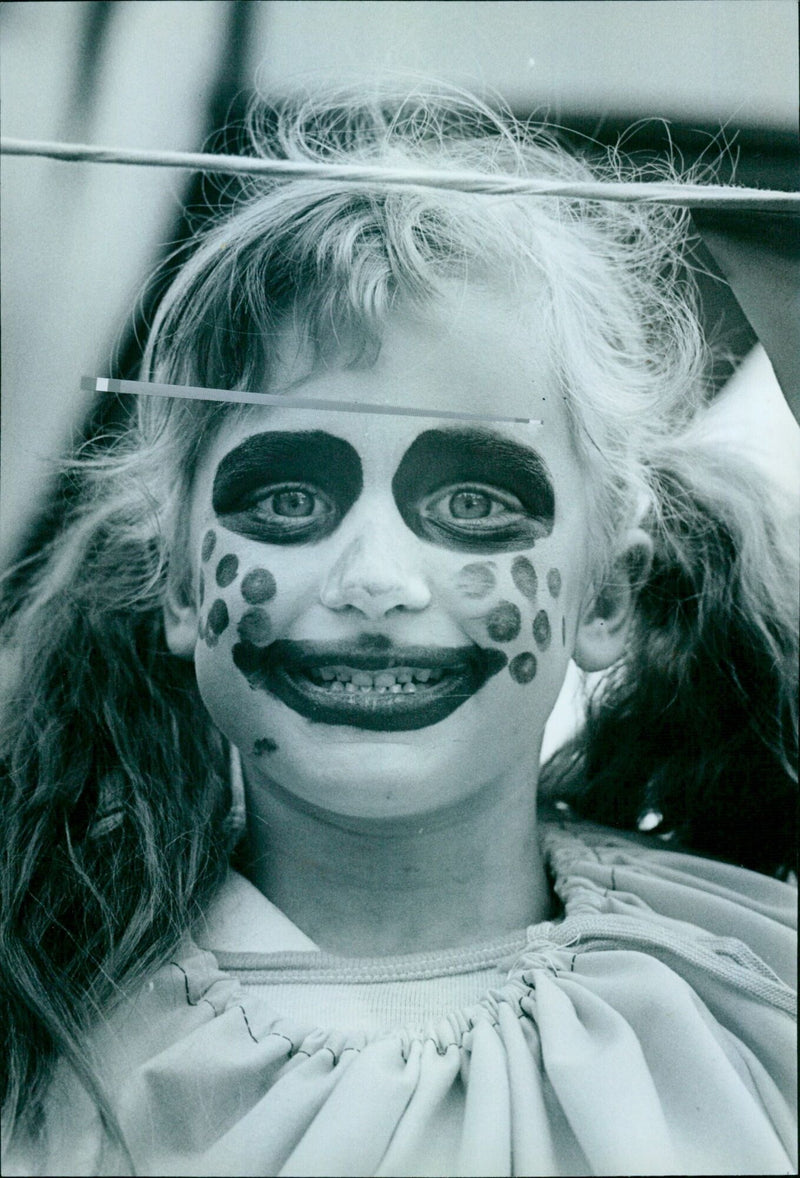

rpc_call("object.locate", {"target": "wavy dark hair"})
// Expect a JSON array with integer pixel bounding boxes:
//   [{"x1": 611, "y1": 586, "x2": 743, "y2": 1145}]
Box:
[{"x1": 2, "y1": 88, "x2": 797, "y2": 1153}]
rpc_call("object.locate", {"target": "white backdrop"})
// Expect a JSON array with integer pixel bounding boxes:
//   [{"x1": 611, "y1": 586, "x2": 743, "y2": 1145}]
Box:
[{"x1": 2, "y1": 0, "x2": 798, "y2": 564}]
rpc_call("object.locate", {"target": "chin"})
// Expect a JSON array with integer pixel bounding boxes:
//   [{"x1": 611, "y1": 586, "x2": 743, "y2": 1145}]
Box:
[{"x1": 246, "y1": 732, "x2": 490, "y2": 822}]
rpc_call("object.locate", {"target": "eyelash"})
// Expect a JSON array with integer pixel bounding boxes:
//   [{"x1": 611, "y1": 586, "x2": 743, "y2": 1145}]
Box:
[
  {"x1": 222, "y1": 483, "x2": 337, "y2": 543},
  {"x1": 423, "y1": 484, "x2": 526, "y2": 526},
  {"x1": 414, "y1": 482, "x2": 551, "y2": 551}
]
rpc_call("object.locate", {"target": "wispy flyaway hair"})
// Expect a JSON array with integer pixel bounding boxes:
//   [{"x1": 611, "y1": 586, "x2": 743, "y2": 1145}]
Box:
[{"x1": 2, "y1": 89, "x2": 797, "y2": 1148}]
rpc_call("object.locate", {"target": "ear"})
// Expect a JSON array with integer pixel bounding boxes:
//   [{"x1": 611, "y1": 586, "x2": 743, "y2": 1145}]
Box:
[
  {"x1": 573, "y1": 529, "x2": 653, "y2": 673},
  {"x1": 163, "y1": 577, "x2": 200, "y2": 660}
]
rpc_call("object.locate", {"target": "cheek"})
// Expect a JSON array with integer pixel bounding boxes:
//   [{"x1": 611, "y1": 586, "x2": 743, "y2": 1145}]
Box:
[
  {"x1": 509, "y1": 652, "x2": 537, "y2": 683},
  {"x1": 216, "y1": 553, "x2": 239, "y2": 588},
  {"x1": 454, "y1": 562, "x2": 497, "y2": 599},
  {"x1": 237, "y1": 607, "x2": 272, "y2": 646},
  {"x1": 510, "y1": 556, "x2": 537, "y2": 601},
  {"x1": 532, "y1": 609, "x2": 551, "y2": 651},
  {"x1": 202, "y1": 598, "x2": 230, "y2": 647},
  {"x1": 463, "y1": 553, "x2": 568, "y2": 688},
  {"x1": 484, "y1": 601, "x2": 522, "y2": 642},
  {"x1": 241, "y1": 567, "x2": 277, "y2": 604},
  {"x1": 193, "y1": 550, "x2": 285, "y2": 747},
  {"x1": 196, "y1": 539, "x2": 281, "y2": 669}
]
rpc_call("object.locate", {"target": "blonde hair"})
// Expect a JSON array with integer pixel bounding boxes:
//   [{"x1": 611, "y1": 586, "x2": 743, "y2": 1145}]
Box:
[{"x1": 2, "y1": 89, "x2": 797, "y2": 1148}]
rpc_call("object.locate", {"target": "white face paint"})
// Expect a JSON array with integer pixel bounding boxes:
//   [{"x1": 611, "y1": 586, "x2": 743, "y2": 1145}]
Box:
[{"x1": 178, "y1": 287, "x2": 593, "y2": 821}]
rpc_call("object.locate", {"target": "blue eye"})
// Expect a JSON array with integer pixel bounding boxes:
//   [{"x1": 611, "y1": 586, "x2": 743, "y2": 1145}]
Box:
[
  {"x1": 448, "y1": 490, "x2": 492, "y2": 519},
  {"x1": 416, "y1": 483, "x2": 549, "y2": 552},
  {"x1": 272, "y1": 488, "x2": 316, "y2": 517},
  {"x1": 426, "y1": 484, "x2": 525, "y2": 527},
  {"x1": 223, "y1": 483, "x2": 337, "y2": 544}
]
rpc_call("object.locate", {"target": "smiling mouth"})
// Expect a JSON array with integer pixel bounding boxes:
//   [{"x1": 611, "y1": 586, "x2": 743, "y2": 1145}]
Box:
[{"x1": 232, "y1": 639, "x2": 508, "y2": 731}]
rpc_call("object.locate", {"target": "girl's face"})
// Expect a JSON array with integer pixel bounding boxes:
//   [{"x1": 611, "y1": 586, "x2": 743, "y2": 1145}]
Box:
[{"x1": 174, "y1": 288, "x2": 595, "y2": 820}]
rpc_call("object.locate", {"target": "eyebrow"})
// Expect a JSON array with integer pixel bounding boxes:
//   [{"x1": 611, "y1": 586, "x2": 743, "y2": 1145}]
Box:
[
  {"x1": 83, "y1": 376, "x2": 541, "y2": 425},
  {"x1": 212, "y1": 430, "x2": 363, "y2": 514}
]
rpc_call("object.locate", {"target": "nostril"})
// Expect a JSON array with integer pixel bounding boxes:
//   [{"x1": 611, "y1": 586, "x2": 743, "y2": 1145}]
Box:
[{"x1": 319, "y1": 536, "x2": 431, "y2": 616}]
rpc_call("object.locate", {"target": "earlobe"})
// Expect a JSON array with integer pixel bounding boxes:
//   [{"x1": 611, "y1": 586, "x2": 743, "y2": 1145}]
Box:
[
  {"x1": 163, "y1": 581, "x2": 199, "y2": 660},
  {"x1": 573, "y1": 530, "x2": 653, "y2": 672}
]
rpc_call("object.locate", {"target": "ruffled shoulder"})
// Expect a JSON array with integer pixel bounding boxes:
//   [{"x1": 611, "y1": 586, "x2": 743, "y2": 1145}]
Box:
[
  {"x1": 541, "y1": 816, "x2": 797, "y2": 988},
  {"x1": 5, "y1": 820, "x2": 796, "y2": 1177}
]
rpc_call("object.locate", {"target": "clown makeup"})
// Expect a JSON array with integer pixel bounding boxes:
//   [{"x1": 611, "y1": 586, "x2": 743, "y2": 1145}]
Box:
[
  {"x1": 455, "y1": 563, "x2": 497, "y2": 599},
  {"x1": 174, "y1": 289, "x2": 596, "y2": 821},
  {"x1": 212, "y1": 431, "x2": 362, "y2": 544},
  {"x1": 392, "y1": 429, "x2": 554, "y2": 553}
]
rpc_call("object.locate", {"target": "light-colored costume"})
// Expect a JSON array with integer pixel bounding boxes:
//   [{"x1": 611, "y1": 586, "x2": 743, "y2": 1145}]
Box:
[{"x1": 7, "y1": 818, "x2": 796, "y2": 1176}]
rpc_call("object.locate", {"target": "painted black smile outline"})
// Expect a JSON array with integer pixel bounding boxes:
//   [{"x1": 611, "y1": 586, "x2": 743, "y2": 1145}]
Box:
[{"x1": 232, "y1": 640, "x2": 508, "y2": 731}]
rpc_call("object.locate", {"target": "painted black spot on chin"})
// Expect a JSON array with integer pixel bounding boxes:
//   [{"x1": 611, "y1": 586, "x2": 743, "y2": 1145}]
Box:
[
  {"x1": 511, "y1": 556, "x2": 538, "y2": 602},
  {"x1": 216, "y1": 553, "x2": 239, "y2": 588},
  {"x1": 533, "y1": 610, "x2": 551, "y2": 651},
  {"x1": 253, "y1": 737, "x2": 278, "y2": 756},
  {"x1": 485, "y1": 601, "x2": 522, "y2": 643},
  {"x1": 547, "y1": 568, "x2": 562, "y2": 598},
  {"x1": 201, "y1": 530, "x2": 217, "y2": 562},
  {"x1": 241, "y1": 567, "x2": 276, "y2": 605},
  {"x1": 207, "y1": 599, "x2": 229, "y2": 638},
  {"x1": 509, "y1": 652, "x2": 537, "y2": 683},
  {"x1": 238, "y1": 607, "x2": 272, "y2": 647},
  {"x1": 455, "y1": 563, "x2": 496, "y2": 599},
  {"x1": 562, "y1": 616, "x2": 566, "y2": 646}
]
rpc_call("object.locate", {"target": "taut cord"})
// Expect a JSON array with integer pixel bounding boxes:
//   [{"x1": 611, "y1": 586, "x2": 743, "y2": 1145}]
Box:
[{"x1": 2, "y1": 136, "x2": 798, "y2": 211}]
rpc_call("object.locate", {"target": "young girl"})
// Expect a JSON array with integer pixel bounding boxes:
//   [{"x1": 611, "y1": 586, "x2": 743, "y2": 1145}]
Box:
[{"x1": 2, "y1": 92, "x2": 797, "y2": 1176}]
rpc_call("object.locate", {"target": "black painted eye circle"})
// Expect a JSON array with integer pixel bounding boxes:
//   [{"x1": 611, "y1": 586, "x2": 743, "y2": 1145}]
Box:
[
  {"x1": 272, "y1": 488, "x2": 315, "y2": 517},
  {"x1": 449, "y1": 490, "x2": 492, "y2": 519}
]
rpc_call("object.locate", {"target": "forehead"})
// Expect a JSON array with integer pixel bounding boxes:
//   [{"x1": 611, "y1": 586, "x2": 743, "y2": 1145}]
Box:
[
  {"x1": 202, "y1": 285, "x2": 579, "y2": 470},
  {"x1": 285, "y1": 285, "x2": 550, "y2": 417}
]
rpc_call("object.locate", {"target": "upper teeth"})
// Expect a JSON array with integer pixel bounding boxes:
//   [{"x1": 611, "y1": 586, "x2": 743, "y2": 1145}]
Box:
[{"x1": 307, "y1": 666, "x2": 444, "y2": 690}]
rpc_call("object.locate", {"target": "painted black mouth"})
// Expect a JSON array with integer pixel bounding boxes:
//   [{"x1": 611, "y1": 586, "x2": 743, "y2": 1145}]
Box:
[{"x1": 232, "y1": 638, "x2": 508, "y2": 731}]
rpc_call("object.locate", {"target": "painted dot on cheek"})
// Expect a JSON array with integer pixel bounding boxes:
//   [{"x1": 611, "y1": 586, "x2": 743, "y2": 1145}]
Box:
[
  {"x1": 216, "y1": 553, "x2": 239, "y2": 588},
  {"x1": 208, "y1": 598, "x2": 229, "y2": 636},
  {"x1": 205, "y1": 598, "x2": 229, "y2": 645},
  {"x1": 238, "y1": 607, "x2": 272, "y2": 647},
  {"x1": 485, "y1": 601, "x2": 522, "y2": 643},
  {"x1": 456, "y1": 563, "x2": 496, "y2": 599},
  {"x1": 253, "y1": 737, "x2": 278, "y2": 756},
  {"x1": 533, "y1": 610, "x2": 551, "y2": 651},
  {"x1": 201, "y1": 530, "x2": 217, "y2": 562},
  {"x1": 509, "y1": 652, "x2": 537, "y2": 683},
  {"x1": 547, "y1": 568, "x2": 562, "y2": 598},
  {"x1": 241, "y1": 567, "x2": 277, "y2": 605},
  {"x1": 511, "y1": 556, "x2": 538, "y2": 602}
]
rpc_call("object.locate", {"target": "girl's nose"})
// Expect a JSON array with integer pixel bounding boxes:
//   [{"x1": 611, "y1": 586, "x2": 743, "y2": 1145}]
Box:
[{"x1": 319, "y1": 525, "x2": 431, "y2": 619}]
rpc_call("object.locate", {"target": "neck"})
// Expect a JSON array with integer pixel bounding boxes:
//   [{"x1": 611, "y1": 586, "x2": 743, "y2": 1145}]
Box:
[{"x1": 240, "y1": 767, "x2": 553, "y2": 957}]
